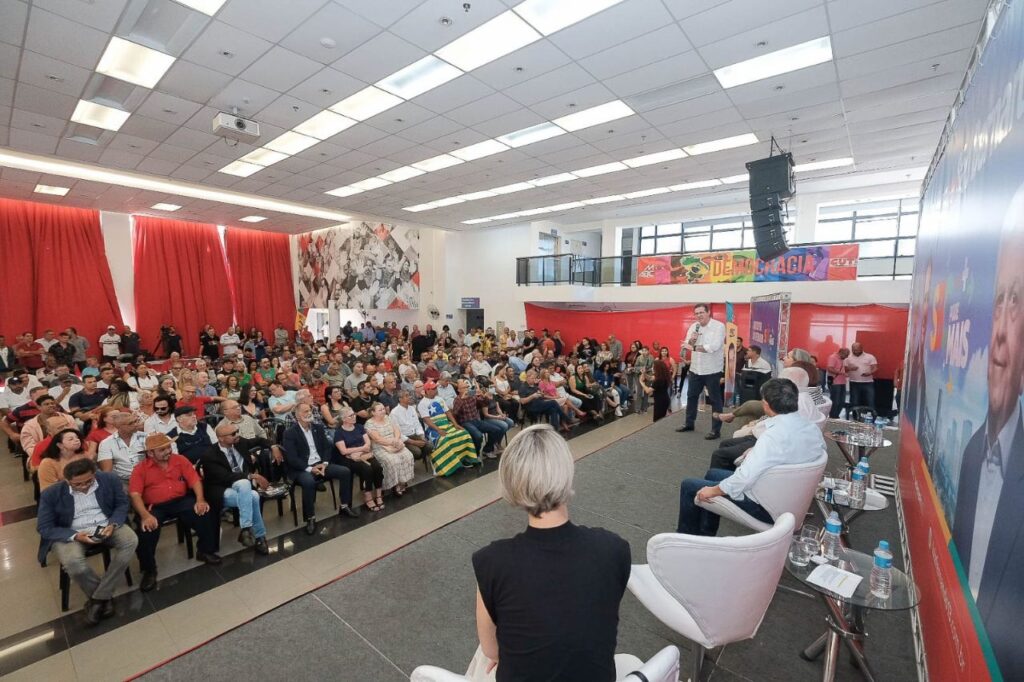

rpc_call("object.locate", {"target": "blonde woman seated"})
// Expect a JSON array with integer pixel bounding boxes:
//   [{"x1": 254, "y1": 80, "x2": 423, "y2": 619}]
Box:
[
  {"x1": 364, "y1": 402, "x2": 415, "y2": 496},
  {"x1": 469, "y1": 425, "x2": 631, "y2": 681}
]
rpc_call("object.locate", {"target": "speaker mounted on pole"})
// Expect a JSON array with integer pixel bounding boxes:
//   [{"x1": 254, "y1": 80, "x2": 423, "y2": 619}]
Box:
[{"x1": 746, "y1": 141, "x2": 795, "y2": 261}]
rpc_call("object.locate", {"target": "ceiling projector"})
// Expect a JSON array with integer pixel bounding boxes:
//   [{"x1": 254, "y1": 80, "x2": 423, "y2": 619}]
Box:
[{"x1": 212, "y1": 112, "x2": 261, "y2": 143}]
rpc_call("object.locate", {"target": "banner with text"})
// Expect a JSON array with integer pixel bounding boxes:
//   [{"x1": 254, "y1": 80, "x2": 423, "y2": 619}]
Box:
[{"x1": 636, "y1": 244, "x2": 858, "y2": 286}]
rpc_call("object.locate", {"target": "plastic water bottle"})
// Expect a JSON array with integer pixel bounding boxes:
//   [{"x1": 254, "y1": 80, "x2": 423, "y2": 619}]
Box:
[
  {"x1": 849, "y1": 469, "x2": 866, "y2": 510},
  {"x1": 822, "y1": 512, "x2": 843, "y2": 561},
  {"x1": 870, "y1": 540, "x2": 893, "y2": 599}
]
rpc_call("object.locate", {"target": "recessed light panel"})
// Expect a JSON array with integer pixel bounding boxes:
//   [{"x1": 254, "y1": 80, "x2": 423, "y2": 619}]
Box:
[
  {"x1": 350, "y1": 177, "x2": 391, "y2": 191},
  {"x1": 683, "y1": 133, "x2": 758, "y2": 156},
  {"x1": 528, "y1": 173, "x2": 577, "y2": 186},
  {"x1": 794, "y1": 157, "x2": 854, "y2": 172},
  {"x1": 497, "y1": 121, "x2": 565, "y2": 148},
  {"x1": 553, "y1": 100, "x2": 634, "y2": 132},
  {"x1": 412, "y1": 154, "x2": 464, "y2": 172},
  {"x1": 719, "y1": 174, "x2": 750, "y2": 184},
  {"x1": 542, "y1": 201, "x2": 586, "y2": 211},
  {"x1": 451, "y1": 139, "x2": 509, "y2": 161},
  {"x1": 456, "y1": 190, "x2": 499, "y2": 201},
  {"x1": 436, "y1": 11, "x2": 541, "y2": 71},
  {"x1": 572, "y1": 161, "x2": 628, "y2": 177},
  {"x1": 239, "y1": 148, "x2": 289, "y2": 167},
  {"x1": 513, "y1": 0, "x2": 626, "y2": 35},
  {"x1": 669, "y1": 179, "x2": 722, "y2": 191},
  {"x1": 151, "y1": 203, "x2": 182, "y2": 211},
  {"x1": 96, "y1": 37, "x2": 175, "y2": 88},
  {"x1": 462, "y1": 218, "x2": 492, "y2": 225},
  {"x1": 264, "y1": 131, "x2": 319, "y2": 155},
  {"x1": 330, "y1": 86, "x2": 403, "y2": 121},
  {"x1": 34, "y1": 184, "x2": 69, "y2": 196},
  {"x1": 238, "y1": 215, "x2": 266, "y2": 223},
  {"x1": 172, "y1": 0, "x2": 227, "y2": 15},
  {"x1": 293, "y1": 110, "x2": 357, "y2": 140},
  {"x1": 70, "y1": 100, "x2": 131, "y2": 131},
  {"x1": 582, "y1": 195, "x2": 625, "y2": 205},
  {"x1": 430, "y1": 197, "x2": 465, "y2": 208},
  {"x1": 714, "y1": 37, "x2": 833, "y2": 89},
  {"x1": 325, "y1": 186, "x2": 365, "y2": 198},
  {"x1": 490, "y1": 181, "x2": 534, "y2": 194},
  {"x1": 378, "y1": 166, "x2": 426, "y2": 182},
  {"x1": 219, "y1": 160, "x2": 264, "y2": 177},
  {"x1": 624, "y1": 187, "x2": 671, "y2": 199},
  {"x1": 376, "y1": 55, "x2": 463, "y2": 100},
  {"x1": 403, "y1": 203, "x2": 435, "y2": 212},
  {"x1": 623, "y1": 148, "x2": 687, "y2": 168}
]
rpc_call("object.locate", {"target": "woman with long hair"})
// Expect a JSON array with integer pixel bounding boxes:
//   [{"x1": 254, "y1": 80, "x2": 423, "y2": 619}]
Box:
[
  {"x1": 652, "y1": 359, "x2": 672, "y2": 422},
  {"x1": 127, "y1": 363, "x2": 158, "y2": 391},
  {"x1": 220, "y1": 374, "x2": 242, "y2": 401},
  {"x1": 38, "y1": 429, "x2": 87, "y2": 491},
  {"x1": 106, "y1": 379, "x2": 138, "y2": 409},
  {"x1": 320, "y1": 385, "x2": 348, "y2": 431},
  {"x1": 84, "y1": 405, "x2": 119, "y2": 457}
]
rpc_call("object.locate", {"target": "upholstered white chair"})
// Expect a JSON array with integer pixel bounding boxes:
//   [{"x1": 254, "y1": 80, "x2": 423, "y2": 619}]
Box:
[
  {"x1": 627, "y1": 514, "x2": 795, "y2": 682},
  {"x1": 696, "y1": 452, "x2": 827, "y2": 533},
  {"x1": 818, "y1": 398, "x2": 833, "y2": 422},
  {"x1": 409, "y1": 645, "x2": 681, "y2": 682}
]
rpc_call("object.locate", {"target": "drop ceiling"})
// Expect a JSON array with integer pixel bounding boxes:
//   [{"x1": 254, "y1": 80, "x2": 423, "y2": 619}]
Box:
[{"x1": 0, "y1": 0, "x2": 987, "y2": 233}]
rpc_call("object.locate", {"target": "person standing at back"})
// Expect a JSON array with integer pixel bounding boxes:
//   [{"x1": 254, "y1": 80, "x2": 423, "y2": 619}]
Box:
[
  {"x1": 845, "y1": 342, "x2": 878, "y2": 409},
  {"x1": 677, "y1": 304, "x2": 726, "y2": 440}
]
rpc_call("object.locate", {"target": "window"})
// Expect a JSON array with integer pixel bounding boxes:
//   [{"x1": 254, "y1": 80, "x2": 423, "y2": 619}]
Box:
[
  {"x1": 632, "y1": 211, "x2": 796, "y2": 256},
  {"x1": 815, "y1": 197, "x2": 919, "y2": 280}
]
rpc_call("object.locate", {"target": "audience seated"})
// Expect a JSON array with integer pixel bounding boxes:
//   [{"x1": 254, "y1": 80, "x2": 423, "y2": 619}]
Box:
[
  {"x1": 97, "y1": 412, "x2": 147, "y2": 486},
  {"x1": 332, "y1": 406, "x2": 385, "y2": 512},
  {"x1": 418, "y1": 381, "x2": 479, "y2": 476},
  {"x1": 37, "y1": 429, "x2": 89, "y2": 491},
  {"x1": 201, "y1": 424, "x2": 271, "y2": 554},
  {"x1": 452, "y1": 379, "x2": 505, "y2": 459},
  {"x1": 168, "y1": 406, "x2": 215, "y2": 464},
  {"x1": 365, "y1": 402, "x2": 416, "y2": 496}
]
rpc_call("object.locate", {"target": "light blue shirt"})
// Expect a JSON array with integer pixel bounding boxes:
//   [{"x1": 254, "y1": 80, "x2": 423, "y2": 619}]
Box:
[{"x1": 719, "y1": 411, "x2": 826, "y2": 503}]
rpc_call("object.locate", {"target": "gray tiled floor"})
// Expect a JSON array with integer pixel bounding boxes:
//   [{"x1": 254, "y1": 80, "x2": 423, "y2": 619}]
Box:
[{"x1": 142, "y1": 413, "x2": 918, "y2": 681}]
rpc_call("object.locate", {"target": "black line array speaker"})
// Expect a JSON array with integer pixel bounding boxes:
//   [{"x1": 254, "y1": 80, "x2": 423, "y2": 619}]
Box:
[{"x1": 746, "y1": 152, "x2": 795, "y2": 260}]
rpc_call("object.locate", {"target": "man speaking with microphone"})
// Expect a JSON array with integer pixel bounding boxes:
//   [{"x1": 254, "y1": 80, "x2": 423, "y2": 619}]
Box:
[{"x1": 677, "y1": 303, "x2": 726, "y2": 440}]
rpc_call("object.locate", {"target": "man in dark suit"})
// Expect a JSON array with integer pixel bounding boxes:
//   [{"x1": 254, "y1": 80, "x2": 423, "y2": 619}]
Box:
[
  {"x1": 952, "y1": 210, "x2": 1024, "y2": 679},
  {"x1": 282, "y1": 403, "x2": 358, "y2": 535},
  {"x1": 199, "y1": 423, "x2": 271, "y2": 555},
  {"x1": 0, "y1": 334, "x2": 15, "y2": 378},
  {"x1": 37, "y1": 458, "x2": 138, "y2": 625}
]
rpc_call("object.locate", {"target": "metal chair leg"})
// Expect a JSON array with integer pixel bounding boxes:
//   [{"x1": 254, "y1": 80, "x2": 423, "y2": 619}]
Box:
[{"x1": 691, "y1": 644, "x2": 706, "y2": 682}]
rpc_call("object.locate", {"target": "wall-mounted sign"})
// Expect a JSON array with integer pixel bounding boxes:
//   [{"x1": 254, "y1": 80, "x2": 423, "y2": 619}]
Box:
[
  {"x1": 636, "y1": 244, "x2": 859, "y2": 286},
  {"x1": 460, "y1": 297, "x2": 481, "y2": 308}
]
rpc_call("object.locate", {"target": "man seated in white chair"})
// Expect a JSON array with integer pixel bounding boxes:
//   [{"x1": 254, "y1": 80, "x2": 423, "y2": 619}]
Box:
[{"x1": 677, "y1": 378, "x2": 826, "y2": 536}]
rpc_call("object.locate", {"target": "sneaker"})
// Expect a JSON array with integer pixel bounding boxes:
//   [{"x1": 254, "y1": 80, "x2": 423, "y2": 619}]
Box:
[
  {"x1": 614, "y1": 407, "x2": 623, "y2": 417},
  {"x1": 484, "y1": 451, "x2": 499, "y2": 459}
]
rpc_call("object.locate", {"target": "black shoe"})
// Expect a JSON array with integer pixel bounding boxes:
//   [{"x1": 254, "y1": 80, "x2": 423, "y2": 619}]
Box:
[
  {"x1": 676, "y1": 425, "x2": 695, "y2": 432},
  {"x1": 196, "y1": 551, "x2": 222, "y2": 565},
  {"x1": 238, "y1": 528, "x2": 255, "y2": 547},
  {"x1": 705, "y1": 433, "x2": 721, "y2": 441},
  {"x1": 100, "y1": 599, "x2": 115, "y2": 619},
  {"x1": 316, "y1": 482, "x2": 327, "y2": 491},
  {"x1": 305, "y1": 517, "x2": 317, "y2": 535},
  {"x1": 254, "y1": 537, "x2": 269, "y2": 555},
  {"x1": 338, "y1": 505, "x2": 359, "y2": 518},
  {"x1": 140, "y1": 571, "x2": 157, "y2": 593},
  {"x1": 84, "y1": 599, "x2": 104, "y2": 626}
]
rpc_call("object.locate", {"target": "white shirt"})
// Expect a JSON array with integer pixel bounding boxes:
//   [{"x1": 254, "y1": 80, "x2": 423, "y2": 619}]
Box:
[
  {"x1": 436, "y1": 383, "x2": 456, "y2": 410},
  {"x1": 0, "y1": 386, "x2": 32, "y2": 411},
  {"x1": 686, "y1": 318, "x2": 726, "y2": 376},
  {"x1": 36, "y1": 337, "x2": 57, "y2": 351},
  {"x1": 720, "y1": 411, "x2": 826, "y2": 503},
  {"x1": 99, "y1": 333, "x2": 121, "y2": 357},
  {"x1": 0, "y1": 346, "x2": 10, "y2": 366},
  {"x1": 391, "y1": 403, "x2": 425, "y2": 439},
  {"x1": 50, "y1": 383, "x2": 83, "y2": 411},
  {"x1": 220, "y1": 333, "x2": 241, "y2": 356},
  {"x1": 69, "y1": 480, "x2": 110, "y2": 537},
  {"x1": 471, "y1": 360, "x2": 493, "y2": 377},
  {"x1": 128, "y1": 375, "x2": 159, "y2": 391},
  {"x1": 746, "y1": 356, "x2": 772, "y2": 374},
  {"x1": 969, "y1": 405, "x2": 1019, "y2": 597},
  {"x1": 300, "y1": 425, "x2": 321, "y2": 470},
  {"x1": 845, "y1": 352, "x2": 877, "y2": 383},
  {"x1": 750, "y1": 391, "x2": 822, "y2": 438},
  {"x1": 97, "y1": 431, "x2": 148, "y2": 480},
  {"x1": 144, "y1": 413, "x2": 177, "y2": 435}
]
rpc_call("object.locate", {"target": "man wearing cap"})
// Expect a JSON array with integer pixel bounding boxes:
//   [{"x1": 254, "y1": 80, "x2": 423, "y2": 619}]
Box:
[
  {"x1": 200, "y1": 423, "x2": 271, "y2": 555},
  {"x1": 130, "y1": 432, "x2": 221, "y2": 591},
  {"x1": 99, "y1": 326, "x2": 121, "y2": 363},
  {"x1": 97, "y1": 412, "x2": 148, "y2": 486},
  {"x1": 168, "y1": 406, "x2": 215, "y2": 464}
]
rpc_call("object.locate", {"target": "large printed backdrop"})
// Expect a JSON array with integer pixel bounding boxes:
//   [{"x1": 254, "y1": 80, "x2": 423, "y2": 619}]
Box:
[
  {"x1": 296, "y1": 222, "x2": 420, "y2": 310},
  {"x1": 901, "y1": 2, "x2": 1024, "y2": 679}
]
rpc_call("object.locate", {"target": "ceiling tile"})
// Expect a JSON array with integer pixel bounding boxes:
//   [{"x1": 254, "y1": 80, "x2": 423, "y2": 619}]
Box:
[
  {"x1": 469, "y1": 40, "x2": 573, "y2": 92},
  {"x1": 579, "y1": 24, "x2": 694, "y2": 80},
  {"x1": 33, "y1": 0, "x2": 128, "y2": 32},
  {"x1": 832, "y1": 0, "x2": 984, "y2": 58},
  {"x1": 9, "y1": 107, "x2": 67, "y2": 135},
  {"x1": 240, "y1": 46, "x2": 322, "y2": 93},
  {"x1": 9, "y1": 127, "x2": 59, "y2": 154},
  {"x1": 279, "y1": 2, "x2": 381, "y2": 65},
  {"x1": 54, "y1": 139, "x2": 104, "y2": 162},
  {"x1": 529, "y1": 82, "x2": 618, "y2": 120},
  {"x1": 181, "y1": 21, "x2": 274, "y2": 77},
  {"x1": 158, "y1": 60, "x2": 234, "y2": 104},
  {"x1": 388, "y1": 0, "x2": 507, "y2": 52},
  {"x1": 24, "y1": 7, "x2": 109, "y2": 69},
  {"x1": 13, "y1": 81, "x2": 77, "y2": 118},
  {"x1": 331, "y1": 31, "x2": 427, "y2": 84},
  {"x1": 17, "y1": 50, "x2": 92, "y2": 99},
  {"x1": 136, "y1": 91, "x2": 204, "y2": 125},
  {"x1": 149, "y1": 143, "x2": 199, "y2": 163},
  {"x1": 603, "y1": 51, "x2": 708, "y2": 99},
  {"x1": 136, "y1": 157, "x2": 180, "y2": 175},
  {"x1": 413, "y1": 75, "x2": 496, "y2": 115},
  {"x1": 677, "y1": 0, "x2": 822, "y2": 47},
  {"x1": 835, "y1": 24, "x2": 980, "y2": 79},
  {"x1": 217, "y1": 0, "x2": 324, "y2": 43},
  {"x1": 697, "y1": 6, "x2": 829, "y2": 69},
  {"x1": 117, "y1": 114, "x2": 180, "y2": 144},
  {"x1": 724, "y1": 61, "x2": 836, "y2": 105},
  {"x1": 207, "y1": 78, "x2": 280, "y2": 118},
  {"x1": 396, "y1": 115, "x2": 465, "y2": 145},
  {"x1": 549, "y1": 0, "x2": 675, "y2": 60},
  {"x1": 446, "y1": 92, "x2": 522, "y2": 127},
  {"x1": 661, "y1": 0, "x2": 730, "y2": 21},
  {"x1": 330, "y1": 0, "x2": 423, "y2": 29},
  {"x1": 288, "y1": 67, "x2": 366, "y2": 109},
  {"x1": 504, "y1": 63, "x2": 596, "y2": 107},
  {"x1": 255, "y1": 94, "x2": 317, "y2": 130},
  {"x1": 0, "y1": 1, "x2": 28, "y2": 47}
]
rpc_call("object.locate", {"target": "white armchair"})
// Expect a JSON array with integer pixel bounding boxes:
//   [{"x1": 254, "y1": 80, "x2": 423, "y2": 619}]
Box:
[
  {"x1": 818, "y1": 399, "x2": 833, "y2": 422},
  {"x1": 696, "y1": 453, "x2": 827, "y2": 533},
  {"x1": 627, "y1": 514, "x2": 795, "y2": 682}
]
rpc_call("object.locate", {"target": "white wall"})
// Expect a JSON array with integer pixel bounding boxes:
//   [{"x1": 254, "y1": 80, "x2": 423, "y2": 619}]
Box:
[
  {"x1": 444, "y1": 224, "x2": 531, "y2": 331},
  {"x1": 99, "y1": 211, "x2": 135, "y2": 328}
]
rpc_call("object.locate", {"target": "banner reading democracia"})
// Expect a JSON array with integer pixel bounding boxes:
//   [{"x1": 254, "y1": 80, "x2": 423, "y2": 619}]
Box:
[{"x1": 636, "y1": 244, "x2": 858, "y2": 286}]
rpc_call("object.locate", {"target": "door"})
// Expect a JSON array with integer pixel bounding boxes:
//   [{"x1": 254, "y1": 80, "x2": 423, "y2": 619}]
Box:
[{"x1": 465, "y1": 308, "x2": 484, "y2": 331}]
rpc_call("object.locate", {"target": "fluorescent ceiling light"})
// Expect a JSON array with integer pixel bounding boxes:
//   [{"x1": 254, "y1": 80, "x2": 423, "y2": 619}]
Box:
[
  {"x1": 34, "y1": 184, "x2": 69, "y2": 196},
  {"x1": 683, "y1": 133, "x2": 758, "y2": 156},
  {"x1": 436, "y1": 11, "x2": 541, "y2": 71},
  {"x1": 151, "y1": 203, "x2": 182, "y2": 211},
  {"x1": 517, "y1": 207, "x2": 553, "y2": 216},
  {"x1": 623, "y1": 148, "x2": 687, "y2": 168},
  {"x1": 350, "y1": 177, "x2": 391, "y2": 191},
  {"x1": 497, "y1": 121, "x2": 564, "y2": 148},
  {"x1": 412, "y1": 154, "x2": 464, "y2": 172},
  {"x1": 456, "y1": 190, "x2": 498, "y2": 201},
  {"x1": 219, "y1": 160, "x2": 264, "y2": 177},
  {"x1": 795, "y1": 157, "x2": 854, "y2": 172},
  {"x1": 624, "y1": 187, "x2": 671, "y2": 199},
  {"x1": 491, "y1": 211, "x2": 526, "y2": 220},
  {"x1": 239, "y1": 215, "x2": 266, "y2": 223},
  {"x1": 239, "y1": 148, "x2": 288, "y2": 167},
  {"x1": 330, "y1": 86, "x2": 403, "y2": 121},
  {"x1": 293, "y1": 110, "x2": 356, "y2": 140},
  {"x1": 542, "y1": 201, "x2": 586, "y2": 211},
  {"x1": 462, "y1": 218, "x2": 492, "y2": 225},
  {"x1": 490, "y1": 181, "x2": 534, "y2": 194},
  {"x1": 669, "y1": 179, "x2": 722, "y2": 191},
  {"x1": 0, "y1": 148, "x2": 350, "y2": 221},
  {"x1": 172, "y1": 0, "x2": 227, "y2": 15},
  {"x1": 553, "y1": 100, "x2": 634, "y2": 132},
  {"x1": 96, "y1": 37, "x2": 175, "y2": 88},
  {"x1": 377, "y1": 55, "x2": 462, "y2": 100},
  {"x1": 451, "y1": 139, "x2": 509, "y2": 161},
  {"x1": 572, "y1": 161, "x2": 628, "y2": 177},
  {"x1": 719, "y1": 173, "x2": 749, "y2": 184},
  {"x1": 582, "y1": 195, "x2": 626, "y2": 205},
  {"x1": 714, "y1": 36, "x2": 833, "y2": 89},
  {"x1": 513, "y1": 0, "x2": 626, "y2": 35},
  {"x1": 325, "y1": 186, "x2": 364, "y2": 198},
  {"x1": 431, "y1": 197, "x2": 466, "y2": 208},
  {"x1": 403, "y1": 203, "x2": 435, "y2": 212},
  {"x1": 528, "y1": 173, "x2": 577, "y2": 186},
  {"x1": 70, "y1": 100, "x2": 130, "y2": 131},
  {"x1": 378, "y1": 166, "x2": 426, "y2": 182},
  {"x1": 264, "y1": 131, "x2": 319, "y2": 155}
]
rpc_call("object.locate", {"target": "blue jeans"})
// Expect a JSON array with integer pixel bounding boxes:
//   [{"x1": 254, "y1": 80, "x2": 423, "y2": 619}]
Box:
[
  {"x1": 526, "y1": 399, "x2": 561, "y2": 428},
  {"x1": 223, "y1": 479, "x2": 266, "y2": 539},
  {"x1": 615, "y1": 385, "x2": 631, "y2": 404},
  {"x1": 849, "y1": 381, "x2": 875, "y2": 410},
  {"x1": 488, "y1": 417, "x2": 514, "y2": 434},
  {"x1": 677, "y1": 468, "x2": 773, "y2": 536},
  {"x1": 463, "y1": 419, "x2": 506, "y2": 454}
]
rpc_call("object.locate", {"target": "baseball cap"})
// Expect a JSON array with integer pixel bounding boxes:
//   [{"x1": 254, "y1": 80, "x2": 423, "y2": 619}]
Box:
[{"x1": 173, "y1": 406, "x2": 196, "y2": 417}]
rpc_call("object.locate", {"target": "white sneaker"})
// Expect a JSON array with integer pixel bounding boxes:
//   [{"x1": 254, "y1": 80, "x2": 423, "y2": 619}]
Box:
[{"x1": 614, "y1": 407, "x2": 623, "y2": 417}]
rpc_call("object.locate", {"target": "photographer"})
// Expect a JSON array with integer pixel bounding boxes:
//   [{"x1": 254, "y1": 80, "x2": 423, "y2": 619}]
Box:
[{"x1": 159, "y1": 325, "x2": 182, "y2": 358}]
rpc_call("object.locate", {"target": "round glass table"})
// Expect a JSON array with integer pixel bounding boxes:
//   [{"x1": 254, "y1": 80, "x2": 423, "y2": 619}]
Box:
[
  {"x1": 823, "y1": 419, "x2": 892, "y2": 468},
  {"x1": 786, "y1": 547, "x2": 919, "y2": 682}
]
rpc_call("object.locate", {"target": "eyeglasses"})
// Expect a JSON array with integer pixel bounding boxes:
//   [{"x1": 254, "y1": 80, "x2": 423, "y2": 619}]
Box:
[{"x1": 68, "y1": 476, "x2": 95, "y2": 490}]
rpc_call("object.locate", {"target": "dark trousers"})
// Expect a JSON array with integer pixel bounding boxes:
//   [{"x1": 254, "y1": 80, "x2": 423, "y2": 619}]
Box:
[
  {"x1": 653, "y1": 388, "x2": 671, "y2": 422},
  {"x1": 709, "y1": 435, "x2": 757, "y2": 470},
  {"x1": 677, "y1": 468, "x2": 773, "y2": 536},
  {"x1": 849, "y1": 381, "x2": 875, "y2": 410},
  {"x1": 136, "y1": 494, "x2": 218, "y2": 572},
  {"x1": 292, "y1": 464, "x2": 352, "y2": 520},
  {"x1": 337, "y1": 456, "x2": 384, "y2": 492},
  {"x1": 497, "y1": 397, "x2": 520, "y2": 421},
  {"x1": 685, "y1": 371, "x2": 723, "y2": 434},
  {"x1": 829, "y1": 382, "x2": 846, "y2": 418},
  {"x1": 462, "y1": 419, "x2": 505, "y2": 454},
  {"x1": 526, "y1": 399, "x2": 562, "y2": 428}
]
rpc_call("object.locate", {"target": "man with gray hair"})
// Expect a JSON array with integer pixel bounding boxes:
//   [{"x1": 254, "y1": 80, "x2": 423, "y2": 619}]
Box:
[
  {"x1": 218, "y1": 399, "x2": 267, "y2": 440},
  {"x1": 391, "y1": 389, "x2": 432, "y2": 464},
  {"x1": 436, "y1": 372, "x2": 457, "y2": 410}
]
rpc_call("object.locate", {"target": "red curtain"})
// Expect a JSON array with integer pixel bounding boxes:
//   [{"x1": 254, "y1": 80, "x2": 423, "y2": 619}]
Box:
[
  {"x1": 224, "y1": 226, "x2": 295, "y2": 338},
  {"x1": 0, "y1": 198, "x2": 123, "y2": 346},
  {"x1": 133, "y1": 216, "x2": 234, "y2": 356}
]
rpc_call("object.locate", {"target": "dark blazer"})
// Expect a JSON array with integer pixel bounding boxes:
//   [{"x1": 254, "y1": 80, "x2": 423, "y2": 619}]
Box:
[
  {"x1": 36, "y1": 472, "x2": 129, "y2": 565},
  {"x1": 281, "y1": 422, "x2": 333, "y2": 476},
  {"x1": 0, "y1": 345, "x2": 15, "y2": 373},
  {"x1": 951, "y1": 417, "x2": 1024, "y2": 679},
  {"x1": 198, "y1": 440, "x2": 258, "y2": 503}
]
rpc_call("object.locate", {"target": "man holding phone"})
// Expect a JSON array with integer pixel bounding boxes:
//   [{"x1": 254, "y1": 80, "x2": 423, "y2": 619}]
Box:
[{"x1": 36, "y1": 458, "x2": 138, "y2": 625}]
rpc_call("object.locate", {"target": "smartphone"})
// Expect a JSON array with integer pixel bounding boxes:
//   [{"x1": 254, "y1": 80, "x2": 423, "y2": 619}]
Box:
[{"x1": 90, "y1": 525, "x2": 105, "y2": 540}]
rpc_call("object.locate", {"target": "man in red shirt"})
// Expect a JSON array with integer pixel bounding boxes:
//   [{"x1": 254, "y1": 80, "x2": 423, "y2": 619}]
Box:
[
  {"x1": 129, "y1": 432, "x2": 221, "y2": 592},
  {"x1": 14, "y1": 332, "x2": 45, "y2": 371},
  {"x1": 176, "y1": 383, "x2": 224, "y2": 420}
]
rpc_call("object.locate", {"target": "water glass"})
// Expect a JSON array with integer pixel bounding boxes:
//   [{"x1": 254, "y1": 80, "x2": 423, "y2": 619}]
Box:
[
  {"x1": 801, "y1": 524, "x2": 821, "y2": 542},
  {"x1": 789, "y1": 537, "x2": 813, "y2": 566}
]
